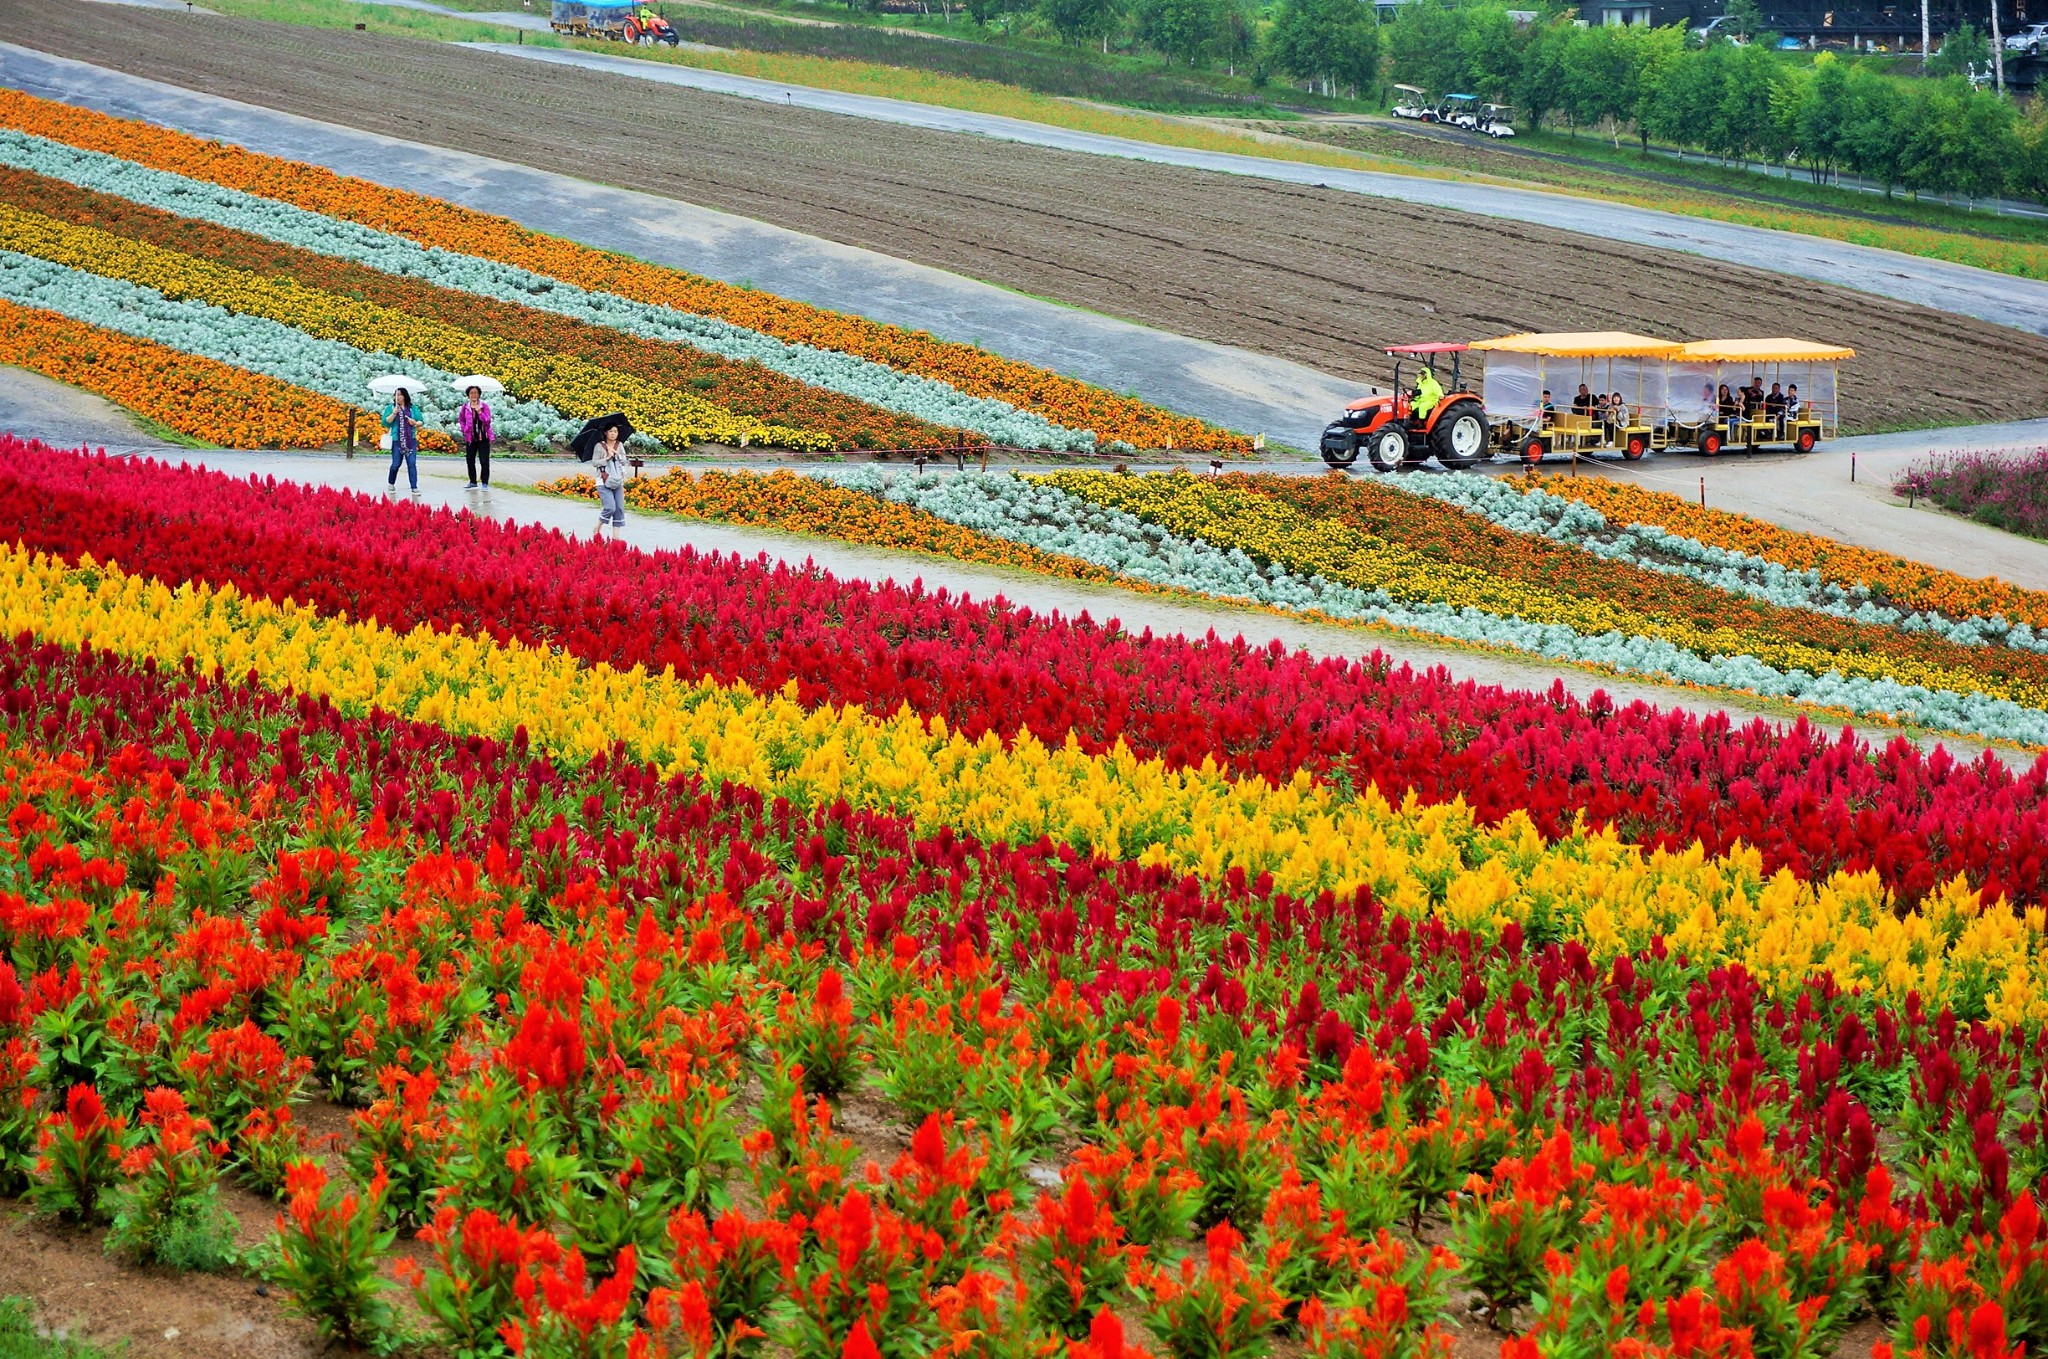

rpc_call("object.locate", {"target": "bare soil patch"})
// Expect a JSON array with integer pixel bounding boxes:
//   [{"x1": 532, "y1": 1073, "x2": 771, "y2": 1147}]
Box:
[{"x1": 9, "y1": 9, "x2": 2048, "y2": 433}]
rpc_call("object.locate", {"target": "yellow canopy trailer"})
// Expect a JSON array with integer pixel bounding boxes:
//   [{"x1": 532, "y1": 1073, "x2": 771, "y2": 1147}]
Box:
[
  {"x1": 1669, "y1": 339, "x2": 1854, "y2": 455},
  {"x1": 1469, "y1": 332, "x2": 1683, "y2": 465}
]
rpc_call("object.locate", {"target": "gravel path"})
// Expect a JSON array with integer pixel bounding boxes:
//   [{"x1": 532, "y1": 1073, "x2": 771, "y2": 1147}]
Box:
[{"x1": 9, "y1": 13, "x2": 2048, "y2": 437}]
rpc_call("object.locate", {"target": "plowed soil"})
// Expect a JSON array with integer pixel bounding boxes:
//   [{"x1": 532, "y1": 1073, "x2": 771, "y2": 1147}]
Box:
[{"x1": 8, "y1": 7, "x2": 2048, "y2": 431}]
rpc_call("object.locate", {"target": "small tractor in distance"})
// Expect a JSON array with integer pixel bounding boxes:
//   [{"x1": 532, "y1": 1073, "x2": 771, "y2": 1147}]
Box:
[{"x1": 1319, "y1": 344, "x2": 1489, "y2": 472}]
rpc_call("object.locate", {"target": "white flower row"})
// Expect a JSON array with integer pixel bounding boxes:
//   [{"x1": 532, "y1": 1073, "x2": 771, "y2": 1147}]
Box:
[
  {"x1": 814, "y1": 468, "x2": 2048, "y2": 748},
  {"x1": 0, "y1": 131, "x2": 1094, "y2": 452},
  {"x1": 1394, "y1": 471, "x2": 2048, "y2": 654},
  {"x1": 0, "y1": 249, "x2": 576, "y2": 447}
]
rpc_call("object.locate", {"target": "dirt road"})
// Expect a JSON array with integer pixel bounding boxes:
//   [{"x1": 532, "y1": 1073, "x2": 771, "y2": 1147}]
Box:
[{"x1": 8, "y1": 7, "x2": 2048, "y2": 432}]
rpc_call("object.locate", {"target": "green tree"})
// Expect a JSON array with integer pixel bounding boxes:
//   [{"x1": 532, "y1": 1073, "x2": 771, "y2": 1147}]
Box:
[
  {"x1": 1134, "y1": 0, "x2": 1219, "y2": 63},
  {"x1": 1383, "y1": 0, "x2": 1467, "y2": 98},
  {"x1": 1794, "y1": 50, "x2": 1851, "y2": 181},
  {"x1": 1455, "y1": 5, "x2": 1524, "y2": 102},
  {"x1": 1927, "y1": 19, "x2": 1988, "y2": 77},
  {"x1": 1514, "y1": 17, "x2": 1572, "y2": 131},
  {"x1": 1040, "y1": 0, "x2": 1119, "y2": 44},
  {"x1": 1269, "y1": 0, "x2": 1379, "y2": 95},
  {"x1": 1840, "y1": 61, "x2": 1908, "y2": 192}
]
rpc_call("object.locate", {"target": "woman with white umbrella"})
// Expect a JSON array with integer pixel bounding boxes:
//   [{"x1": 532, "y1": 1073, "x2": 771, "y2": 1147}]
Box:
[
  {"x1": 384, "y1": 385, "x2": 421, "y2": 494},
  {"x1": 456, "y1": 376, "x2": 501, "y2": 490}
]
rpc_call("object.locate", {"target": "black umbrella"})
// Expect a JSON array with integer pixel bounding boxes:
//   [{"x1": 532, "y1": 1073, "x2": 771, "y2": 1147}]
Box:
[{"x1": 569, "y1": 413, "x2": 635, "y2": 463}]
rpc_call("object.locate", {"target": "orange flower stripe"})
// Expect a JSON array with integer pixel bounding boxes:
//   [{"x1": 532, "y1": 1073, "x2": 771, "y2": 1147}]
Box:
[
  {"x1": 540, "y1": 467, "x2": 1141, "y2": 584},
  {"x1": 0, "y1": 90, "x2": 1249, "y2": 455},
  {"x1": 0, "y1": 297, "x2": 384, "y2": 450},
  {"x1": 1532, "y1": 474, "x2": 2048, "y2": 631}
]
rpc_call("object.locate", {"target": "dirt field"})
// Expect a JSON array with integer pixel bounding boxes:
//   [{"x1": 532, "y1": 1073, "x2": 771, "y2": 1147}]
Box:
[{"x1": 8, "y1": 8, "x2": 2048, "y2": 434}]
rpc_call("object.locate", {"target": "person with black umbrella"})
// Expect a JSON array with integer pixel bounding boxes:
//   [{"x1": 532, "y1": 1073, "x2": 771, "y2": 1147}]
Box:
[{"x1": 593, "y1": 422, "x2": 631, "y2": 531}]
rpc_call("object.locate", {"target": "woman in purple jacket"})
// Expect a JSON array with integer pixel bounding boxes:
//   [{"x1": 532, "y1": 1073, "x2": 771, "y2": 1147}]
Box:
[{"x1": 459, "y1": 385, "x2": 494, "y2": 488}]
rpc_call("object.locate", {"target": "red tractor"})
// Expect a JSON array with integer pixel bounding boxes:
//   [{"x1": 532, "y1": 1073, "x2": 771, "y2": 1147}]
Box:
[{"x1": 1319, "y1": 343, "x2": 1491, "y2": 473}]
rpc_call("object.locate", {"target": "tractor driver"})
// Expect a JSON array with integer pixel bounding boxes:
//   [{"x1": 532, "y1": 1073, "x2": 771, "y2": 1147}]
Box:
[{"x1": 1411, "y1": 364, "x2": 1445, "y2": 423}]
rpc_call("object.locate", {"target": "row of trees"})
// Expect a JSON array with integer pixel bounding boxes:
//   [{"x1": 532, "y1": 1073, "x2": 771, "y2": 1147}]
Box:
[
  {"x1": 957, "y1": 0, "x2": 2048, "y2": 204},
  {"x1": 1379, "y1": 4, "x2": 2048, "y2": 202}
]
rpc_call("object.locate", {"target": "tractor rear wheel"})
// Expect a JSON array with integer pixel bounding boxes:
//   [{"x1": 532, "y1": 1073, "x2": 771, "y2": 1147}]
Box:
[
  {"x1": 1699, "y1": 429, "x2": 1723, "y2": 456},
  {"x1": 1365, "y1": 427, "x2": 1409, "y2": 473},
  {"x1": 1431, "y1": 400, "x2": 1488, "y2": 469},
  {"x1": 1623, "y1": 434, "x2": 1647, "y2": 461}
]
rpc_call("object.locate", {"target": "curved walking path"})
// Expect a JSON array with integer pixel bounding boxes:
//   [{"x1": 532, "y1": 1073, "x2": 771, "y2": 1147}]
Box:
[
  {"x1": 472, "y1": 41, "x2": 2048, "y2": 339},
  {"x1": 0, "y1": 43, "x2": 1363, "y2": 450}
]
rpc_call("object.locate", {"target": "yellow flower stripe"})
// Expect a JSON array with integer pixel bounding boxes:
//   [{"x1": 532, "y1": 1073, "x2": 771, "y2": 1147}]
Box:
[
  {"x1": 1528, "y1": 474, "x2": 2048, "y2": 632},
  {"x1": 10, "y1": 543, "x2": 2046, "y2": 1024},
  {"x1": 0, "y1": 203, "x2": 827, "y2": 453},
  {"x1": 1037, "y1": 471, "x2": 2048, "y2": 714}
]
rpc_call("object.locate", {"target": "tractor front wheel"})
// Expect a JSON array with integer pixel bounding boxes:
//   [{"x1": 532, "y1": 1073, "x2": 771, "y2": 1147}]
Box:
[
  {"x1": 1431, "y1": 401, "x2": 1488, "y2": 469},
  {"x1": 1321, "y1": 438, "x2": 1359, "y2": 469},
  {"x1": 1365, "y1": 426, "x2": 1409, "y2": 473}
]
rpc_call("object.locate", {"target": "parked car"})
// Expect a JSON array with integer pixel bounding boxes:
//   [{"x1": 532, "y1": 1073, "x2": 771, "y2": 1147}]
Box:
[{"x1": 2006, "y1": 21, "x2": 2048, "y2": 53}]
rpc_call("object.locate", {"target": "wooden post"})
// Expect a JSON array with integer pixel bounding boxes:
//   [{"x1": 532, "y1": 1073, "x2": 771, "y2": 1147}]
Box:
[
  {"x1": 1699, "y1": 476, "x2": 1707, "y2": 508},
  {"x1": 346, "y1": 408, "x2": 356, "y2": 460}
]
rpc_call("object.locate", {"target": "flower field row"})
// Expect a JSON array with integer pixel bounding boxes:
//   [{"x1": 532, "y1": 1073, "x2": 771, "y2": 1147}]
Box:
[
  {"x1": 539, "y1": 468, "x2": 1136, "y2": 586},
  {"x1": 14, "y1": 499, "x2": 2048, "y2": 1024},
  {"x1": 0, "y1": 631, "x2": 2043, "y2": 1357},
  {"x1": 1324, "y1": 471, "x2": 2048, "y2": 654},
  {"x1": 0, "y1": 89, "x2": 1247, "y2": 454},
  {"x1": 0, "y1": 298, "x2": 370, "y2": 449},
  {"x1": 1532, "y1": 475, "x2": 2048, "y2": 633},
  {"x1": 0, "y1": 202, "x2": 828, "y2": 453},
  {"x1": 0, "y1": 248, "x2": 523, "y2": 452},
  {"x1": 24, "y1": 441, "x2": 2048, "y2": 916},
  {"x1": 1039, "y1": 474, "x2": 2048, "y2": 733},
  {"x1": 0, "y1": 137, "x2": 1061, "y2": 450},
  {"x1": 0, "y1": 158, "x2": 960, "y2": 452}
]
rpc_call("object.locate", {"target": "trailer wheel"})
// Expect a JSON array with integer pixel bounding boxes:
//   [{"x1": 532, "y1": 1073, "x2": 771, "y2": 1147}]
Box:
[
  {"x1": 1794, "y1": 429, "x2": 1818, "y2": 452},
  {"x1": 1623, "y1": 434, "x2": 1647, "y2": 461},
  {"x1": 1699, "y1": 429, "x2": 1723, "y2": 456},
  {"x1": 1365, "y1": 427, "x2": 1409, "y2": 473},
  {"x1": 1521, "y1": 435, "x2": 1545, "y2": 466}
]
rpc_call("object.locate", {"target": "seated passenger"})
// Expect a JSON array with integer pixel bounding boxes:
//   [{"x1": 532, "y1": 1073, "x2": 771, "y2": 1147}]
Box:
[
  {"x1": 1763, "y1": 382, "x2": 1786, "y2": 417},
  {"x1": 1572, "y1": 383, "x2": 1596, "y2": 415},
  {"x1": 1540, "y1": 389, "x2": 1556, "y2": 416},
  {"x1": 1741, "y1": 379, "x2": 1765, "y2": 419},
  {"x1": 1716, "y1": 383, "x2": 1739, "y2": 420},
  {"x1": 1785, "y1": 383, "x2": 1801, "y2": 417}
]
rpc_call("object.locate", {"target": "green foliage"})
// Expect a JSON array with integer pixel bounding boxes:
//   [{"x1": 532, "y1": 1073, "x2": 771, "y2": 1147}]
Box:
[
  {"x1": 0, "y1": 1298, "x2": 111, "y2": 1359},
  {"x1": 1927, "y1": 19, "x2": 1987, "y2": 77},
  {"x1": 1267, "y1": 0, "x2": 1379, "y2": 96},
  {"x1": 1381, "y1": 6, "x2": 2040, "y2": 202}
]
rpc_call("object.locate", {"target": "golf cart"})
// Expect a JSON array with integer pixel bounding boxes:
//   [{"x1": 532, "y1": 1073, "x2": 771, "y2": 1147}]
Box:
[
  {"x1": 1389, "y1": 85, "x2": 1431, "y2": 120},
  {"x1": 1319, "y1": 344, "x2": 1490, "y2": 472},
  {"x1": 1477, "y1": 103, "x2": 1516, "y2": 137},
  {"x1": 1438, "y1": 93, "x2": 1482, "y2": 128},
  {"x1": 1667, "y1": 338, "x2": 1852, "y2": 455},
  {"x1": 1468, "y1": 331, "x2": 1684, "y2": 466}
]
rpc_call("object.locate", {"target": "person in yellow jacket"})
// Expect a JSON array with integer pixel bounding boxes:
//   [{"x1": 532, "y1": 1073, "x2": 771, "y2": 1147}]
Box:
[{"x1": 1412, "y1": 364, "x2": 1444, "y2": 421}]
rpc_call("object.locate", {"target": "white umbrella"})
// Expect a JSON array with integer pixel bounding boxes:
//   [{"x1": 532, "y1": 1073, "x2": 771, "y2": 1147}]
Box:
[
  {"x1": 367, "y1": 374, "x2": 430, "y2": 398},
  {"x1": 451, "y1": 374, "x2": 505, "y2": 397}
]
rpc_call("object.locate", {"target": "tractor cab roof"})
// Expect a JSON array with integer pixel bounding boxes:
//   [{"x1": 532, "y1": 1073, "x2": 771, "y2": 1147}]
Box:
[{"x1": 1387, "y1": 342, "x2": 1469, "y2": 355}]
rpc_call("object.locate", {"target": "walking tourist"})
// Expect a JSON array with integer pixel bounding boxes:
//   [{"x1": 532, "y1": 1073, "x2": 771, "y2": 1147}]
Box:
[
  {"x1": 384, "y1": 387, "x2": 420, "y2": 493},
  {"x1": 594, "y1": 425, "x2": 630, "y2": 530},
  {"x1": 459, "y1": 386, "x2": 494, "y2": 488}
]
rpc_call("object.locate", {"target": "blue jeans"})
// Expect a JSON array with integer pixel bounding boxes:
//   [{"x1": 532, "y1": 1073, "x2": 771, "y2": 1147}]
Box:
[
  {"x1": 387, "y1": 444, "x2": 417, "y2": 490},
  {"x1": 598, "y1": 484, "x2": 625, "y2": 525}
]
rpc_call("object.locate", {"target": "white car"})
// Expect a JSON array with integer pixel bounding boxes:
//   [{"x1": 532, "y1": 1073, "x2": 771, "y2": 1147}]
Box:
[{"x1": 2006, "y1": 21, "x2": 2048, "y2": 52}]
